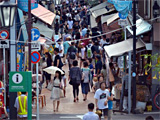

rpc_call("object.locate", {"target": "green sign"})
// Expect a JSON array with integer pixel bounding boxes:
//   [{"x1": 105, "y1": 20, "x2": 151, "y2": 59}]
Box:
[
  {"x1": 9, "y1": 72, "x2": 28, "y2": 92},
  {"x1": 9, "y1": 71, "x2": 32, "y2": 120}
]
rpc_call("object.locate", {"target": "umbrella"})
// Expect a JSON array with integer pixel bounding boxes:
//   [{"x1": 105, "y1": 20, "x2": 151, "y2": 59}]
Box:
[{"x1": 43, "y1": 66, "x2": 64, "y2": 75}]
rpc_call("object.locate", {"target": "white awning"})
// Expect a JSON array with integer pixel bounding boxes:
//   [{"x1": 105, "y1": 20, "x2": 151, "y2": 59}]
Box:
[
  {"x1": 90, "y1": 1, "x2": 115, "y2": 18},
  {"x1": 104, "y1": 39, "x2": 145, "y2": 57},
  {"x1": 107, "y1": 13, "x2": 119, "y2": 25},
  {"x1": 90, "y1": 15, "x2": 97, "y2": 28},
  {"x1": 101, "y1": 13, "x2": 119, "y2": 24},
  {"x1": 90, "y1": 2, "x2": 109, "y2": 12},
  {"x1": 33, "y1": 21, "x2": 54, "y2": 39},
  {"x1": 126, "y1": 14, "x2": 152, "y2": 36}
]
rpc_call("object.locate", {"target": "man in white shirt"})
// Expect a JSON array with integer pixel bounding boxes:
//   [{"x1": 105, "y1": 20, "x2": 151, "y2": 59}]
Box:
[
  {"x1": 94, "y1": 82, "x2": 110, "y2": 120},
  {"x1": 83, "y1": 103, "x2": 99, "y2": 120},
  {"x1": 14, "y1": 92, "x2": 28, "y2": 119}
]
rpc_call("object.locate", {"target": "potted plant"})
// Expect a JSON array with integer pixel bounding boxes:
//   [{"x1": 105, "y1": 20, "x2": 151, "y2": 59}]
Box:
[{"x1": 136, "y1": 85, "x2": 150, "y2": 110}]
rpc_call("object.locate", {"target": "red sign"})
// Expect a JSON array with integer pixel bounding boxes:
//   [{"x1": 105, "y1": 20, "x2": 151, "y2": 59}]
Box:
[
  {"x1": 31, "y1": 51, "x2": 41, "y2": 64},
  {"x1": 0, "y1": 30, "x2": 9, "y2": 40}
]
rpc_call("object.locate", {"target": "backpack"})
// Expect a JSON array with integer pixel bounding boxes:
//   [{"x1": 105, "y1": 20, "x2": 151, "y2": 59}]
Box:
[{"x1": 87, "y1": 46, "x2": 93, "y2": 58}]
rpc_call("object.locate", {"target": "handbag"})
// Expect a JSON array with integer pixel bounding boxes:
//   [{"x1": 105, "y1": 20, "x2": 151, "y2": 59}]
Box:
[{"x1": 47, "y1": 82, "x2": 53, "y2": 91}]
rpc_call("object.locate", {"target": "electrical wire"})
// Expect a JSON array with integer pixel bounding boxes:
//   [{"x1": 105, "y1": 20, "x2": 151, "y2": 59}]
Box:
[{"x1": 0, "y1": 8, "x2": 160, "y2": 44}]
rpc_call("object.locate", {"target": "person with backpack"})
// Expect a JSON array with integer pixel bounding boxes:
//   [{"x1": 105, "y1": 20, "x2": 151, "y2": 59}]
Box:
[
  {"x1": 86, "y1": 40, "x2": 93, "y2": 59},
  {"x1": 67, "y1": 42, "x2": 78, "y2": 69}
]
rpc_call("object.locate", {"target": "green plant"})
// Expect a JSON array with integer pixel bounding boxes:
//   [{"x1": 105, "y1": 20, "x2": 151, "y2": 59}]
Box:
[{"x1": 141, "y1": 53, "x2": 160, "y2": 81}]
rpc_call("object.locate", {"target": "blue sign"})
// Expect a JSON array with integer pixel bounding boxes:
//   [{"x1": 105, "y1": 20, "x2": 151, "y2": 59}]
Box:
[
  {"x1": 18, "y1": 0, "x2": 38, "y2": 12},
  {"x1": 108, "y1": 0, "x2": 132, "y2": 18},
  {"x1": 31, "y1": 51, "x2": 41, "y2": 64},
  {"x1": 119, "y1": 12, "x2": 128, "y2": 19},
  {"x1": 31, "y1": 28, "x2": 40, "y2": 41}
]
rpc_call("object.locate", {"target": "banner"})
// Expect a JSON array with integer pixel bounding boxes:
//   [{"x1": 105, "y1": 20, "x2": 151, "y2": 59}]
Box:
[
  {"x1": 18, "y1": 0, "x2": 38, "y2": 12},
  {"x1": 108, "y1": 0, "x2": 132, "y2": 18}
]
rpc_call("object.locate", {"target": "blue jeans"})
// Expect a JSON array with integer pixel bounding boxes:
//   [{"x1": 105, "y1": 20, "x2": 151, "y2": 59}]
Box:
[{"x1": 81, "y1": 83, "x2": 89, "y2": 95}]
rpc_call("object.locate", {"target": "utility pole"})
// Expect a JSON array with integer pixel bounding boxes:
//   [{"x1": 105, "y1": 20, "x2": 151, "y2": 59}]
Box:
[
  {"x1": 132, "y1": 0, "x2": 137, "y2": 110},
  {"x1": 9, "y1": 0, "x2": 17, "y2": 119},
  {"x1": 28, "y1": 0, "x2": 31, "y2": 71}
]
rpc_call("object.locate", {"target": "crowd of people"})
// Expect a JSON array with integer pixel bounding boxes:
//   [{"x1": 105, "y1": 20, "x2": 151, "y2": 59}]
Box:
[{"x1": 38, "y1": 1, "x2": 116, "y2": 120}]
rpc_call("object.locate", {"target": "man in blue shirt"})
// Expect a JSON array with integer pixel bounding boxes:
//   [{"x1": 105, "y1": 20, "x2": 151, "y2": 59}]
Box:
[{"x1": 108, "y1": 88, "x2": 113, "y2": 120}]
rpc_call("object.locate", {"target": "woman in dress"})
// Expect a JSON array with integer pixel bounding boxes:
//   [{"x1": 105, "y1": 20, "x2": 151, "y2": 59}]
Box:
[{"x1": 50, "y1": 71, "x2": 62, "y2": 112}]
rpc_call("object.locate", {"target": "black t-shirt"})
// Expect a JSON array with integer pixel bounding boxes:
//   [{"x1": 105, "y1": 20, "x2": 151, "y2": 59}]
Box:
[
  {"x1": 47, "y1": 58, "x2": 52, "y2": 67},
  {"x1": 54, "y1": 55, "x2": 61, "y2": 67}
]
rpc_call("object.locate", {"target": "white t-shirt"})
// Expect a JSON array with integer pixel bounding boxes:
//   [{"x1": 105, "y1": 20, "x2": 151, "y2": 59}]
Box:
[
  {"x1": 94, "y1": 89, "x2": 109, "y2": 109},
  {"x1": 81, "y1": 47, "x2": 86, "y2": 59},
  {"x1": 67, "y1": 20, "x2": 73, "y2": 29},
  {"x1": 100, "y1": 39, "x2": 106, "y2": 46},
  {"x1": 56, "y1": 44, "x2": 64, "y2": 57},
  {"x1": 83, "y1": 112, "x2": 99, "y2": 120}
]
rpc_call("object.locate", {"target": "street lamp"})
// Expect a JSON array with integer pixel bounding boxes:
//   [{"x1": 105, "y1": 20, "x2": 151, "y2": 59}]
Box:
[
  {"x1": 0, "y1": 0, "x2": 17, "y2": 27},
  {"x1": 153, "y1": 1, "x2": 160, "y2": 19}
]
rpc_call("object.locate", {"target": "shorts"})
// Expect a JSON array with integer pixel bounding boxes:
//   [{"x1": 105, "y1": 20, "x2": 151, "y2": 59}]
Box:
[{"x1": 99, "y1": 108, "x2": 108, "y2": 117}]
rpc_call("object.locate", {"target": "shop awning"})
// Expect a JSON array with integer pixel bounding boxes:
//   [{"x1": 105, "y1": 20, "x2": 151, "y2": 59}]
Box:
[
  {"x1": 126, "y1": 14, "x2": 152, "y2": 36},
  {"x1": 31, "y1": 4, "x2": 55, "y2": 25},
  {"x1": 104, "y1": 39, "x2": 145, "y2": 57},
  {"x1": 90, "y1": 1, "x2": 115, "y2": 18},
  {"x1": 33, "y1": 21, "x2": 54, "y2": 39},
  {"x1": 90, "y1": 15, "x2": 97, "y2": 28},
  {"x1": 101, "y1": 13, "x2": 119, "y2": 24}
]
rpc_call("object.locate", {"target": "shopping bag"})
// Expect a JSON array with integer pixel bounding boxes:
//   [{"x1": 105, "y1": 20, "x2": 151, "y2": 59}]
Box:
[{"x1": 47, "y1": 82, "x2": 53, "y2": 91}]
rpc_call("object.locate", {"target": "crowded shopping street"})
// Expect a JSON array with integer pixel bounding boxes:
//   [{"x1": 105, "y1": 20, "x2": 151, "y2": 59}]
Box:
[{"x1": 0, "y1": 0, "x2": 160, "y2": 120}]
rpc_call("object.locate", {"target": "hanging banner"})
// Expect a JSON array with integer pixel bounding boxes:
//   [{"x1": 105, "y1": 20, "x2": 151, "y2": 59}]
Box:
[
  {"x1": 17, "y1": 43, "x2": 25, "y2": 71},
  {"x1": 108, "y1": 0, "x2": 132, "y2": 18},
  {"x1": 18, "y1": 0, "x2": 38, "y2": 12}
]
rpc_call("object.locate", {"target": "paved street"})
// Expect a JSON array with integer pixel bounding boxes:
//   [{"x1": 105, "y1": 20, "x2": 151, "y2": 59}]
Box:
[
  {"x1": 33, "y1": 64, "x2": 95, "y2": 115},
  {"x1": 39, "y1": 113, "x2": 160, "y2": 120},
  {"x1": 33, "y1": 64, "x2": 160, "y2": 120}
]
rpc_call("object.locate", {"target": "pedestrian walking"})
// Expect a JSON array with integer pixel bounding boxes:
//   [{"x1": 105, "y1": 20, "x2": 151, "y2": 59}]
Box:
[
  {"x1": 45, "y1": 52, "x2": 52, "y2": 88},
  {"x1": 69, "y1": 60, "x2": 82, "y2": 102},
  {"x1": 14, "y1": 92, "x2": 28, "y2": 120},
  {"x1": 95, "y1": 55, "x2": 102, "y2": 76},
  {"x1": 50, "y1": 71, "x2": 63, "y2": 112},
  {"x1": 81, "y1": 61, "x2": 91, "y2": 101},
  {"x1": 63, "y1": 37, "x2": 70, "y2": 64},
  {"x1": 80, "y1": 43, "x2": 86, "y2": 68},
  {"x1": 53, "y1": 48, "x2": 63, "y2": 69},
  {"x1": 83, "y1": 103, "x2": 99, "y2": 120},
  {"x1": 92, "y1": 76, "x2": 104, "y2": 92},
  {"x1": 61, "y1": 71, "x2": 67, "y2": 97},
  {"x1": 94, "y1": 82, "x2": 110, "y2": 120},
  {"x1": 67, "y1": 42, "x2": 78, "y2": 69},
  {"x1": 108, "y1": 88, "x2": 113, "y2": 120}
]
